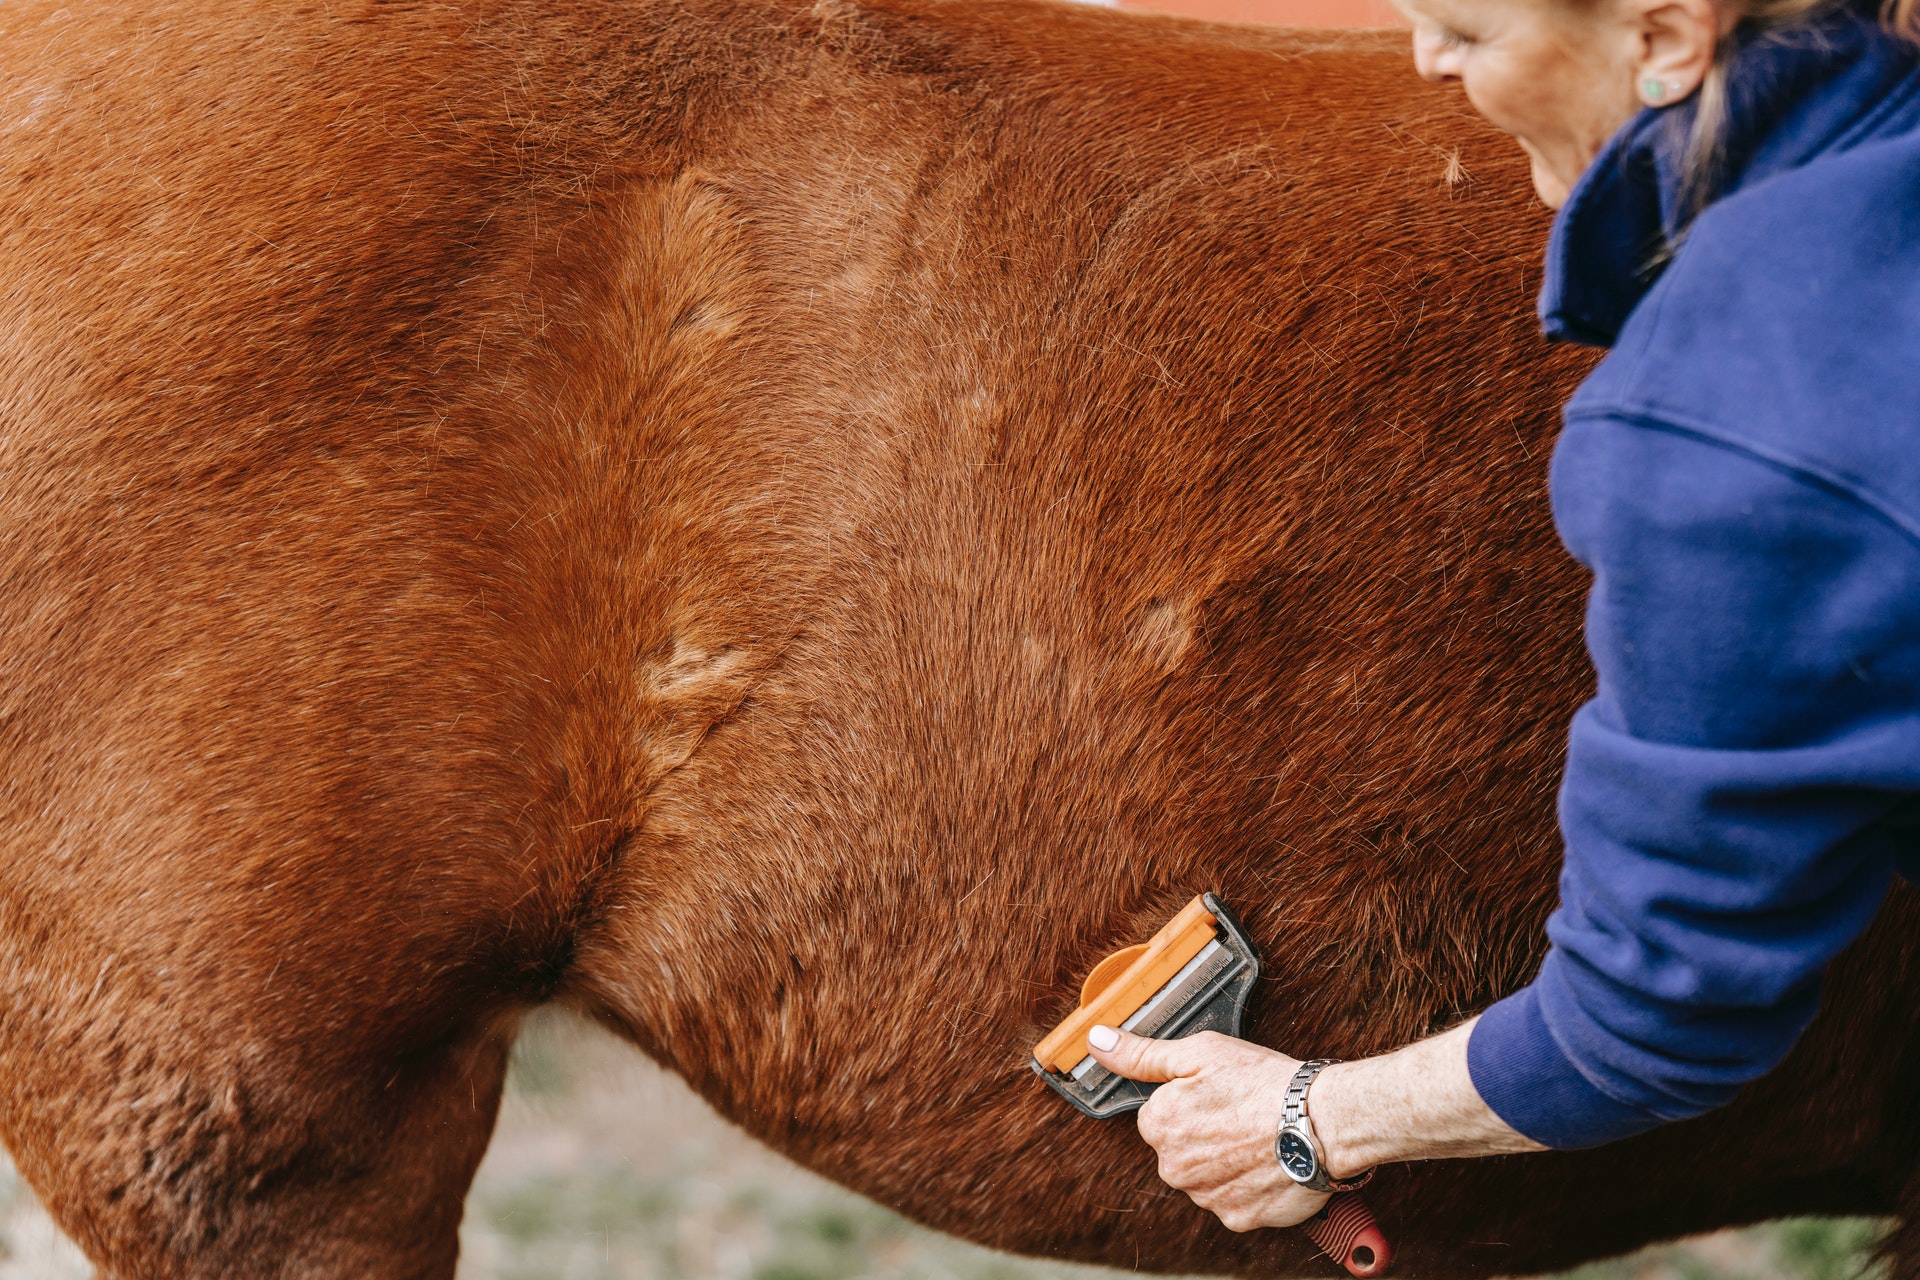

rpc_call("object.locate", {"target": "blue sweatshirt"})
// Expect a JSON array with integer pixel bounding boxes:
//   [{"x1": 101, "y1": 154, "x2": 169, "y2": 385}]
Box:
[{"x1": 1464, "y1": 8, "x2": 1920, "y2": 1150}]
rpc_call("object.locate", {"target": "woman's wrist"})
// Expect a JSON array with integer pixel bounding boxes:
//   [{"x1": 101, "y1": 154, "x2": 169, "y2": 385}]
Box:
[
  {"x1": 1300, "y1": 1018, "x2": 1546, "y2": 1178},
  {"x1": 1305, "y1": 1061, "x2": 1387, "y2": 1180}
]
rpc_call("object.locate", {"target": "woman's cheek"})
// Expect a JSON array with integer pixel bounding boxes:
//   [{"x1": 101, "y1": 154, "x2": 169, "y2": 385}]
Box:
[{"x1": 1458, "y1": 69, "x2": 1520, "y2": 140}]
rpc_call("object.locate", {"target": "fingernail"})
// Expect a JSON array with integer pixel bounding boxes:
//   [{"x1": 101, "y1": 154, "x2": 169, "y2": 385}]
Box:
[{"x1": 1088, "y1": 1025, "x2": 1119, "y2": 1052}]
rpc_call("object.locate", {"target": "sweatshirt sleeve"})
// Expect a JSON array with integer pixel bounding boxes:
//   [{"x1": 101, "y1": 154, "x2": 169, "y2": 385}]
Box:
[{"x1": 1465, "y1": 413, "x2": 1920, "y2": 1150}]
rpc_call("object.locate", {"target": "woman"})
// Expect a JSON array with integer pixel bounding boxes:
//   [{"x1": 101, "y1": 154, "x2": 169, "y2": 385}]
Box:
[{"x1": 1087, "y1": 0, "x2": 1920, "y2": 1230}]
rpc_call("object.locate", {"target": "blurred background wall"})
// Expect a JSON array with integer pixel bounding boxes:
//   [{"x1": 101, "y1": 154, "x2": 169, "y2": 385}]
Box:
[{"x1": 1116, "y1": 0, "x2": 1405, "y2": 35}]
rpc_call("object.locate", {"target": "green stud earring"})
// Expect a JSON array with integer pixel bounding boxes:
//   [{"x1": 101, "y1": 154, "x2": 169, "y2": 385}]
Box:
[{"x1": 1643, "y1": 76, "x2": 1670, "y2": 103}]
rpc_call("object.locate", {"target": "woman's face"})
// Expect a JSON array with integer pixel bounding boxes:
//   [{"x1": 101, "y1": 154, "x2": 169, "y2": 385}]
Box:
[{"x1": 1394, "y1": 0, "x2": 1650, "y2": 206}]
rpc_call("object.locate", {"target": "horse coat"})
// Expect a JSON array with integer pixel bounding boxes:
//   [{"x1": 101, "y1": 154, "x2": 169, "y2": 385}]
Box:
[{"x1": 1, "y1": 0, "x2": 1916, "y2": 1275}]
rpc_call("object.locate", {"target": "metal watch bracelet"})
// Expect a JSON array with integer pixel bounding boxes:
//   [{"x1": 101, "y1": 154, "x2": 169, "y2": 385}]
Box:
[{"x1": 1274, "y1": 1059, "x2": 1375, "y2": 1194}]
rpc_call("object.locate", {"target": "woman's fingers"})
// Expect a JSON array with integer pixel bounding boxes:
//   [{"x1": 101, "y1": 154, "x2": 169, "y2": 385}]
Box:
[
  {"x1": 1086, "y1": 1025, "x2": 1214, "y2": 1082},
  {"x1": 1091, "y1": 1032, "x2": 1333, "y2": 1230}
]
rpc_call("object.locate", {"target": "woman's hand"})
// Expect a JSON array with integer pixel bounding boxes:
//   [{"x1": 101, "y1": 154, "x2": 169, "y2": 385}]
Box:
[
  {"x1": 1087, "y1": 1018, "x2": 1546, "y2": 1234},
  {"x1": 1085, "y1": 1027, "x2": 1330, "y2": 1231}
]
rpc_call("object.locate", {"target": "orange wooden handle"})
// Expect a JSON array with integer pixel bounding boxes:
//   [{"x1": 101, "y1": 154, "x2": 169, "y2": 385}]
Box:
[
  {"x1": 1030, "y1": 895, "x2": 1218, "y2": 1073},
  {"x1": 1300, "y1": 1193, "x2": 1391, "y2": 1277}
]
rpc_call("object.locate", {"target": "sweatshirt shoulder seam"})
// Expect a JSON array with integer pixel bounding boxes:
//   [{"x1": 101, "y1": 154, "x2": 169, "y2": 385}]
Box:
[{"x1": 1561, "y1": 403, "x2": 1920, "y2": 551}]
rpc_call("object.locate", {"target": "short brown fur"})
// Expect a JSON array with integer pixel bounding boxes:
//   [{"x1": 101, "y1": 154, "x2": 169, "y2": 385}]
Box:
[{"x1": 2, "y1": 1, "x2": 1916, "y2": 1276}]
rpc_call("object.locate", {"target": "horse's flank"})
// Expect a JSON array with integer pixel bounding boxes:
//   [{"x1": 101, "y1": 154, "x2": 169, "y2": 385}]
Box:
[{"x1": 0, "y1": 1, "x2": 1915, "y2": 1277}]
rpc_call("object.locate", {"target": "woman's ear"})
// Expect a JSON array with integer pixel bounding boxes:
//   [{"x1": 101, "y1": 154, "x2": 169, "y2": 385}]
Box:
[{"x1": 1628, "y1": 0, "x2": 1730, "y2": 106}]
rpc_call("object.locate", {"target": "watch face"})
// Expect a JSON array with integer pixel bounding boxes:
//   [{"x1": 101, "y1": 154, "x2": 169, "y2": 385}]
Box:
[{"x1": 1277, "y1": 1128, "x2": 1317, "y2": 1182}]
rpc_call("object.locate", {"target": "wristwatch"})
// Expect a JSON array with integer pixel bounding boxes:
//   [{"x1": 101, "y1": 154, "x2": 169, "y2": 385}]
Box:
[{"x1": 1274, "y1": 1059, "x2": 1375, "y2": 1193}]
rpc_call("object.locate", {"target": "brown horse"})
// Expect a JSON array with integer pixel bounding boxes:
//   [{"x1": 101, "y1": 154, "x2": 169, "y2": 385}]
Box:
[{"x1": 2, "y1": 0, "x2": 1915, "y2": 1276}]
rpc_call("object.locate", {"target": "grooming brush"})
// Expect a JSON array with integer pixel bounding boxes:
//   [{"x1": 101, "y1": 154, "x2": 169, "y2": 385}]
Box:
[{"x1": 1030, "y1": 893, "x2": 1392, "y2": 1278}]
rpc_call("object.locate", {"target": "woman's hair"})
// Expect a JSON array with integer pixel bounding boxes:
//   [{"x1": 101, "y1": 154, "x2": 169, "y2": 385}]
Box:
[{"x1": 1680, "y1": 0, "x2": 1920, "y2": 212}]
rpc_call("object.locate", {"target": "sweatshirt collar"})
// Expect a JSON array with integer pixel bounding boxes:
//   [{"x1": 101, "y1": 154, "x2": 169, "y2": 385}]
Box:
[{"x1": 1539, "y1": 7, "x2": 1920, "y2": 347}]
